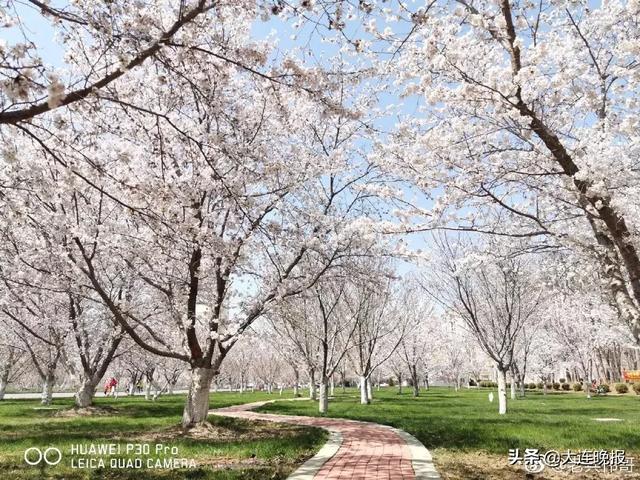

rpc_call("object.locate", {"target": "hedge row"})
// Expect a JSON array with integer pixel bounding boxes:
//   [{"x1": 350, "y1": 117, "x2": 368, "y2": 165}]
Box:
[{"x1": 474, "y1": 381, "x2": 640, "y2": 394}]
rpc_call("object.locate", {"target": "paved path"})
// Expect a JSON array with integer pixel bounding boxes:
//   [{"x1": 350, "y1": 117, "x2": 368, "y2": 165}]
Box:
[{"x1": 211, "y1": 401, "x2": 440, "y2": 480}]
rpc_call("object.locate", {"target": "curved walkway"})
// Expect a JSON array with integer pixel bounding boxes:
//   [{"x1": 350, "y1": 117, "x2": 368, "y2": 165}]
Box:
[{"x1": 210, "y1": 401, "x2": 440, "y2": 480}]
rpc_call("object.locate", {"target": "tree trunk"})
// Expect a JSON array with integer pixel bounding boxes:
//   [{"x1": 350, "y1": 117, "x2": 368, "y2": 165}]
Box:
[
  {"x1": 41, "y1": 371, "x2": 55, "y2": 405},
  {"x1": 75, "y1": 379, "x2": 98, "y2": 408},
  {"x1": 0, "y1": 378, "x2": 7, "y2": 401},
  {"x1": 519, "y1": 376, "x2": 526, "y2": 397},
  {"x1": 497, "y1": 367, "x2": 508, "y2": 415},
  {"x1": 397, "y1": 373, "x2": 402, "y2": 394},
  {"x1": 330, "y1": 376, "x2": 334, "y2": 396},
  {"x1": 510, "y1": 377, "x2": 516, "y2": 400},
  {"x1": 412, "y1": 367, "x2": 420, "y2": 397},
  {"x1": 319, "y1": 381, "x2": 329, "y2": 414},
  {"x1": 308, "y1": 369, "x2": 317, "y2": 400},
  {"x1": 181, "y1": 367, "x2": 215, "y2": 428},
  {"x1": 359, "y1": 375, "x2": 369, "y2": 404},
  {"x1": 145, "y1": 379, "x2": 152, "y2": 401},
  {"x1": 366, "y1": 376, "x2": 373, "y2": 402},
  {"x1": 0, "y1": 365, "x2": 9, "y2": 401},
  {"x1": 152, "y1": 382, "x2": 163, "y2": 401}
]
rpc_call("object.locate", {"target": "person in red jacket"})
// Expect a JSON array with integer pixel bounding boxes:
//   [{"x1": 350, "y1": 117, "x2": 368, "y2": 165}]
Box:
[{"x1": 104, "y1": 377, "x2": 118, "y2": 396}]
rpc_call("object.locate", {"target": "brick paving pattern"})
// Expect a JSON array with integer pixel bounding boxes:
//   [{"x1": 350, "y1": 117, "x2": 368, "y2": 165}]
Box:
[{"x1": 212, "y1": 401, "x2": 416, "y2": 479}]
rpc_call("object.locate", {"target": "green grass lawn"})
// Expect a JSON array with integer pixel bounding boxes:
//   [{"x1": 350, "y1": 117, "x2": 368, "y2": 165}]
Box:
[
  {"x1": 0, "y1": 391, "x2": 326, "y2": 480},
  {"x1": 259, "y1": 387, "x2": 640, "y2": 479}
]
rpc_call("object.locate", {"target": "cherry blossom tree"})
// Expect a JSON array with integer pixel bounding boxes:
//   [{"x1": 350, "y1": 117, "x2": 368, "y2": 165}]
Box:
[
  {"x1": 0, "y1": 330, "x2": 27, "y2": 400},
  {"x1": 270, "y1": 279, "x2": 359, "y2": 413},
  {"x1": 2, "y1": 11, "x2": 384, "y2": 425},
  {"x1": 422, "y1": 236, "x2": 543, "y2": 414},
  {"x1": 251, "y1": 339, "x2": 285, "y2": 394},
  {"x1": 0, "y1": 0, "x2": 224, "y2": 125},
  {"x1": 221, "y1": 336, "x2": 257, "y2": 393},
  {"x1": 374, "y1": 0, "x2": 640, "y2": 348},
  {"x1": 65, "y1": 298, "x2": 125, "y2": 407},
  {"x1": 0, "y1": 284, "x2": 69, "y2": 405},
  {"x1": 346, "y1": 267, "x2": 408, "y2": 405}
]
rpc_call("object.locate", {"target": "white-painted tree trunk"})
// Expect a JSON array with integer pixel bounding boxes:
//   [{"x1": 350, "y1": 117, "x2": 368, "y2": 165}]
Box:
[
  {"x1": 41, "y1": 371, "x2": 55, "y2": 405},
  {"x1": 497, "y1": 368, "x2": 508, "y2": 415},
  {"x1": 510, "y1": 378, "x2": 516, "y2": 400},
  {"x1": 308, "y1": 369, "x2": 317, "y2": 400},
  {"x1": 293, "y1": 383, "x2": 299, "y2": 397},
  {"x1": 152, "y1": 383, "x2": 162, "y2": 401},
  {"x1": 319, "y1": 381, "x2": 329, "y2": 414},
  {"x1": 366, "y1": 376, "x2": 373, "y2": 402},
  {"x1": 75, "y1": 379, "x2": 98, "y2": 408},
  {"x1": 330, "y1": 377, "x2": 334, "y2": 396},
  {"x1": 128, "y1": 384, "x2": 135, "y2": 396},
  {"x1": 145, "y1": 379, "x2": 152, "y2": 401},
  {"x1": 181, "y1": 367, "x2": 215, "y2": 428},
  {"x1": 0, "y1": 366, "x2": 9, "y2": 401},
  {"x1": 359, "y1": 375, "x2": 369, "y2": 404},
  {"x1": 0, "y1": 378, "x2": 7, "y2": 401}
]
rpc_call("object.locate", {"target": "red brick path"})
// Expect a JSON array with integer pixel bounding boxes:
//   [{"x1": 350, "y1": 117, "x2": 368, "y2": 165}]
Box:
[{"x1": 212, "y1": 401, "x2": 416, "y2": 479}]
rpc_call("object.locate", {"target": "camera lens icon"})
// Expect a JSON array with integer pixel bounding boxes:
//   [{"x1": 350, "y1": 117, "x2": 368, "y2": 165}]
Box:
[{"x1": 24, "y1": 447, "x2": 62, "y2": 466}]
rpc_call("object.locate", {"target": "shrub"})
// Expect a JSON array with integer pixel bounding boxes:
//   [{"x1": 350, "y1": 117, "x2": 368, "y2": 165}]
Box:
[
  {"x1": 468, "y1": 379, "x2": 477, "y2": 387},
  {"x1": 559, "y1": 378, "x2": 566, "y2": 384},
  {"x1": 506, "y1": 382, "x2": 511, "y2": 388},
  {"x1": 528, "y1": 383, "x2": 537, "y2": 389},
  {"x1": 561, "y1": 383, "x2": 570, "y2": 391},
  {"x1": 552, "y1": 382, "x2": 561, "y2": 391},
  {"x1": 545, "y1": 383, "x2": 553, "y2": 390},
  {"x1": 600, "y1": 384, "x2": 611, "y2": 393},
  {"x1": 633, "y1": 383, "x2": 640, "y2": 395},
  {"x1": 615, "y1": 383, "x2": 629, "y2": 394},
  {"x1": 536, "y1": 382, "x2": 543, "y2": 389},
  {"x1": 572, "y1": 383, "x2": 583, "y2": 392}
]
